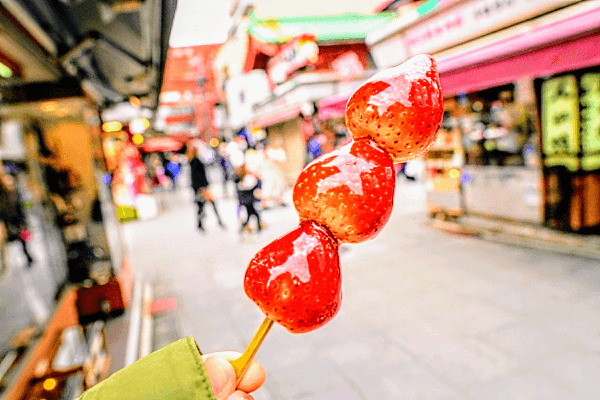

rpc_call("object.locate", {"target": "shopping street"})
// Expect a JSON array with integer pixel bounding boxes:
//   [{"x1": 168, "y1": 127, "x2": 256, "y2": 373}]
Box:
[{"x1": 121, "y1": 174, "x2": 600, "y2": 400}]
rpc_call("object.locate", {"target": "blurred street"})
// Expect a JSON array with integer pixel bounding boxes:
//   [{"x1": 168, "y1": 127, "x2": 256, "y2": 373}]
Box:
[
  {"x1": 3, "y1": 1, "x2": 600, "y2": 399},
  {"x1": 123, "y1": 167, "x2": 600, "y2": 400}
]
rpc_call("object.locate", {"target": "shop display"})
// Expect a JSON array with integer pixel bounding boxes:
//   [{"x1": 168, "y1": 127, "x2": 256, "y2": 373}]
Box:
[
  {"x1": 239, "y1": 54, "x2": 443, "y2": 375},
  {"x1": 423, "y1": 99, "x2": 464, "y2": 219},
  {"x1": 110, "y1": 144, "x2": 150, "y2": 223},
  {"x1": 424, "y1": 81, "x2": 544, "y2": 222},
  {"x1": 75, "y1": 277, "x2": 126, "y2": 325}
]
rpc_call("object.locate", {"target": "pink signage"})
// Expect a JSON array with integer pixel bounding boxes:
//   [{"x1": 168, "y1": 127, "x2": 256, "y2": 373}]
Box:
[{"x1": 404, "y1": 0, "x2": 574, "y2": 56}]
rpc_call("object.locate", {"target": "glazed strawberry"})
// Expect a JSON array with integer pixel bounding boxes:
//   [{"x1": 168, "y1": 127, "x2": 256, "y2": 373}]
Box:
[
  {"x1": 293, "y1": 138, "x2": 395, "y2": 243},
  {"x1": 244, "y1": 220, "x2": 341, "y2": 333},
  {"x1": 345, "y1": 54, "x2": 443, "y2": 163}
]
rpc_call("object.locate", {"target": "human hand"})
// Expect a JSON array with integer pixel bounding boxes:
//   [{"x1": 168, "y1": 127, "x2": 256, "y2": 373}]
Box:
[{"x1": 202, "y1": 351, "x2": 266, "y2": 400}]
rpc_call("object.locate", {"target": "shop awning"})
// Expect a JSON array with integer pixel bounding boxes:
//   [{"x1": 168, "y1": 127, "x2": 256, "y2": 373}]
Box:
[
  {"x1": 251, "y1": 104, "x2": 303, "y2": 128},
  {"x1": 438, "y1": 6, "x2": 600, "y2": 95},
  {"x1": 0, "y1": 0, "x2": 176, "y2": 109},
  {"x1": 317, "y1": 91, "x2": 354, "y2": 120}
]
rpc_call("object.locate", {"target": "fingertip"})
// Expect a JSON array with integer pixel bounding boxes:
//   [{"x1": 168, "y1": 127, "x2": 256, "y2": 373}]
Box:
[
  {"x1": 227, "y1": 391, "x2": 254, "y2": 400},
  {"x1": 203, "y1": 356, "x2": 237, "y2": 399},
  {"x1": 237, "y1": 360, "x2": 266, "y2": 393},
  {"x1": 201, "y1": 352, "x2": 265, "y2": 394}
]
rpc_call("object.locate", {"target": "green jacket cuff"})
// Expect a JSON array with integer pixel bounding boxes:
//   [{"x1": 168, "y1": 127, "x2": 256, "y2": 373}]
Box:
[{"x1": 78, "y1": 337, "x2": 216, "y2": 400}]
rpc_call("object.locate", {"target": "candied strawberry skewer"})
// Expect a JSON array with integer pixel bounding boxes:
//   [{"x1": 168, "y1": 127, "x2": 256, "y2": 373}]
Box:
[
  {"x1": 231, "y1": 221, "x2": 341, "y2": 382},
  {"x1": 231, "y1": 54, "x2": 444, "y2": 381}
]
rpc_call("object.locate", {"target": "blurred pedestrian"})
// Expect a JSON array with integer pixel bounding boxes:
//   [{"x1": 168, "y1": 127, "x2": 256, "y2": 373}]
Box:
[
  {"x1": 165, "y1": 153, "x2": 182, "y2": 191},
  {"x1": 150, "y1": 153, "x2": 170, "y2": 189},
  {"x1": 217, "y1": 143, "x2": 234, "y2": 197},
  {"x1": 227, "y1": 136, "x2": 246, "y2": 169},
  {"x1": 187, "y1": 145, "x2": 225, "y2": 231},
  {"x1": 234, "y1": 164, "x2": 262, "y2": 234},
  {"x1": 0, "y1": 172, "x2": 34, "y2": 268}
]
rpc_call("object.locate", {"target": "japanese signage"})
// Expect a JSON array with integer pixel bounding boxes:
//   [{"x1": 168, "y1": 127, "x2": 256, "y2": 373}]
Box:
[
  {"x1": 403, "y1": 0, "x2": 573, "y2": 56},
  {"x1": 580, "y1": 73, "x2": 600, "y2": 171},
  {"x1": 541, "y1": 75, "x2": 579, "y2": 172},
  {"x1": 267, "y1": 34, "x2": 319, "y2": 85}
]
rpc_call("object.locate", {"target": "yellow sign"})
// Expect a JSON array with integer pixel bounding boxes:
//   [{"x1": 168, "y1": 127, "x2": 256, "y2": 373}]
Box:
[
  {"x1": 117, "y1": 205, "x2": 138, "y2": 223},
  {"x1": 541, "y1": 75, "x2": 579, "y2": 171},
  {"x1": 581, "y1": 73, "x2": 600, "y2": 171}
]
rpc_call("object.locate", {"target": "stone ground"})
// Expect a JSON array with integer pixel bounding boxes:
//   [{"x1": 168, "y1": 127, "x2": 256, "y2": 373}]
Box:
[{"x1": 122, "y1": 168, "x2": 600, "y2": 400}]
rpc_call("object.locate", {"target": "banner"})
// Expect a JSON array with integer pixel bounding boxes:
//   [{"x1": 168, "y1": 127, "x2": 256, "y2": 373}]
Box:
[
  {"x1": 580, "y1": 73, "x2": 600, "y2": 171},
  {"x1": 541, "y1": 75, "x2": 579, "y2": 171},
  {"x1": 267, "y1": 34, "x2": 319, "y2": 84}
]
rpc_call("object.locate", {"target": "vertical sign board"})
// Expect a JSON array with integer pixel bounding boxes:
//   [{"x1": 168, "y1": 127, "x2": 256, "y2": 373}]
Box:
[
  {"x1": 541, "y1": 75, "x2": 579, "y2": 171},
  {"x1": 580, "y1": 73, "x2": 600, "y2": 171}
]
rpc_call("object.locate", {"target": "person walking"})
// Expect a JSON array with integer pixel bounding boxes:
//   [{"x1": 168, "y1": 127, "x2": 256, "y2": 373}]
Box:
[
  {"x1": 187, "y1": 145, "x2": 225, "y2": 231},
  {"x1": 0, "y1": 171, "x2": 34, "y2": 269},
  {"x1": 234, "y1": 164, "x2": 262, "y2": 234},
  {"x1": 216, "y1": 143, "x2": 234, "y2": 197}
]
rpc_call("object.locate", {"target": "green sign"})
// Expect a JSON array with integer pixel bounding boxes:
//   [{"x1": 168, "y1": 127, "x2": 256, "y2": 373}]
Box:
[
  {"x1": 0, "y1": 61, "x2": 13, "y2": 78},
  {"x1": 541, "y1": 75, "x2": 579, "y2": 171},
  {"x1": 580, "y1": 73, "x2": 600, "y2": 171}
]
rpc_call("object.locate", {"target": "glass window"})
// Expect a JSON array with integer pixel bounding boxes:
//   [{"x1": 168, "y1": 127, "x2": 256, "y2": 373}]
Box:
[{"x1": 447, "y1": 83, "x2": 540, "y2": 168}]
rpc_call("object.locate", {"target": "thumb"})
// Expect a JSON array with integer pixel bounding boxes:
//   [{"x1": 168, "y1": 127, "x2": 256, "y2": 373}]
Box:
[{"x1": 204, "y1": 356, "x2": 237, "y2": 400}]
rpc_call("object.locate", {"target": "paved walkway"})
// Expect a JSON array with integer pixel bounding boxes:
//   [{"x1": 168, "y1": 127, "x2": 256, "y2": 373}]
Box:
[{"x1": 123, "y1": 174, "x2": 600, "y2": 400}]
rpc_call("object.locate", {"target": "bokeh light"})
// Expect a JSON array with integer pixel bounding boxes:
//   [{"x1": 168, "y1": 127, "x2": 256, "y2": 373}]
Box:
[
  {"x1": 102, "y1": 121, "x2": 123, "y2": 132},
  {"x1": 132, "y1": 134, "x2": 145, "y2": 145},
  {"x1": 43, "y1": 378, "x2": 57, "y2": 391}
]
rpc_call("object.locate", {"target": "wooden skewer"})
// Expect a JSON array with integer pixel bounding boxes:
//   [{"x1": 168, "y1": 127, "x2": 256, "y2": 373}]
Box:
[{"x1": 229, "y1": 317, "x2": 274, "y2": 386}]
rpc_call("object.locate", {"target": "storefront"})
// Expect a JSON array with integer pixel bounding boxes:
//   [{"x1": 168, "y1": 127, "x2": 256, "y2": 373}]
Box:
[
  {"x1": 367, "y1": 0, "x2": 600, "y2": 233},
  {"x1": 251, "y1": 74, "x2": 371, "y2": 184},
  {"x1": 0, "y1": 0, "x2": 174, "y2": 396},
  {"x1": 0, "y1": 102, "x2": 130, "y2": 400},
  {"x1": 217, "y1": 9, "x2": 394, "y2": 184}
]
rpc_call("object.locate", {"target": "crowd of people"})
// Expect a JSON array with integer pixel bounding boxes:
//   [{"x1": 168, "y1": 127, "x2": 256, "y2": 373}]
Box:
[
  {"x1": 139, "y1": 111, "x2": 429, "y2": 236},
  {"x1": 143, "y1": 132, "x2": 289, "y2": 236}
]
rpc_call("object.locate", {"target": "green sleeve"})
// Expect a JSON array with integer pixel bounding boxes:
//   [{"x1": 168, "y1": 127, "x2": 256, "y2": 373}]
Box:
[{"x1": 78, "y1": 337, "x2": 216, "y2": 400}]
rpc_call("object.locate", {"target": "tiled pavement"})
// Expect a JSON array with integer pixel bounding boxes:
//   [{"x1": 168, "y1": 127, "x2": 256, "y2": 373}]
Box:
[{"x1": 123, "y1": 174, "x2": 600, "y2": 400}]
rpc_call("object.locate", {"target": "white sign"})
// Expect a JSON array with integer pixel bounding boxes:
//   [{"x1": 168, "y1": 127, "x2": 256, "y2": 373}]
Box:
[
  {"x1": 404, "y1": 0, "x2": 575, "y2": 56},
  {"x1": 370, "y1": 33, "x2": 408, "y2": 69},
  {"x1": 225, "y1": 70, "x2": 271, "y2": 130},
  {"x1": 0, "y1": 120, "x2": 26, "y2": 160}
]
